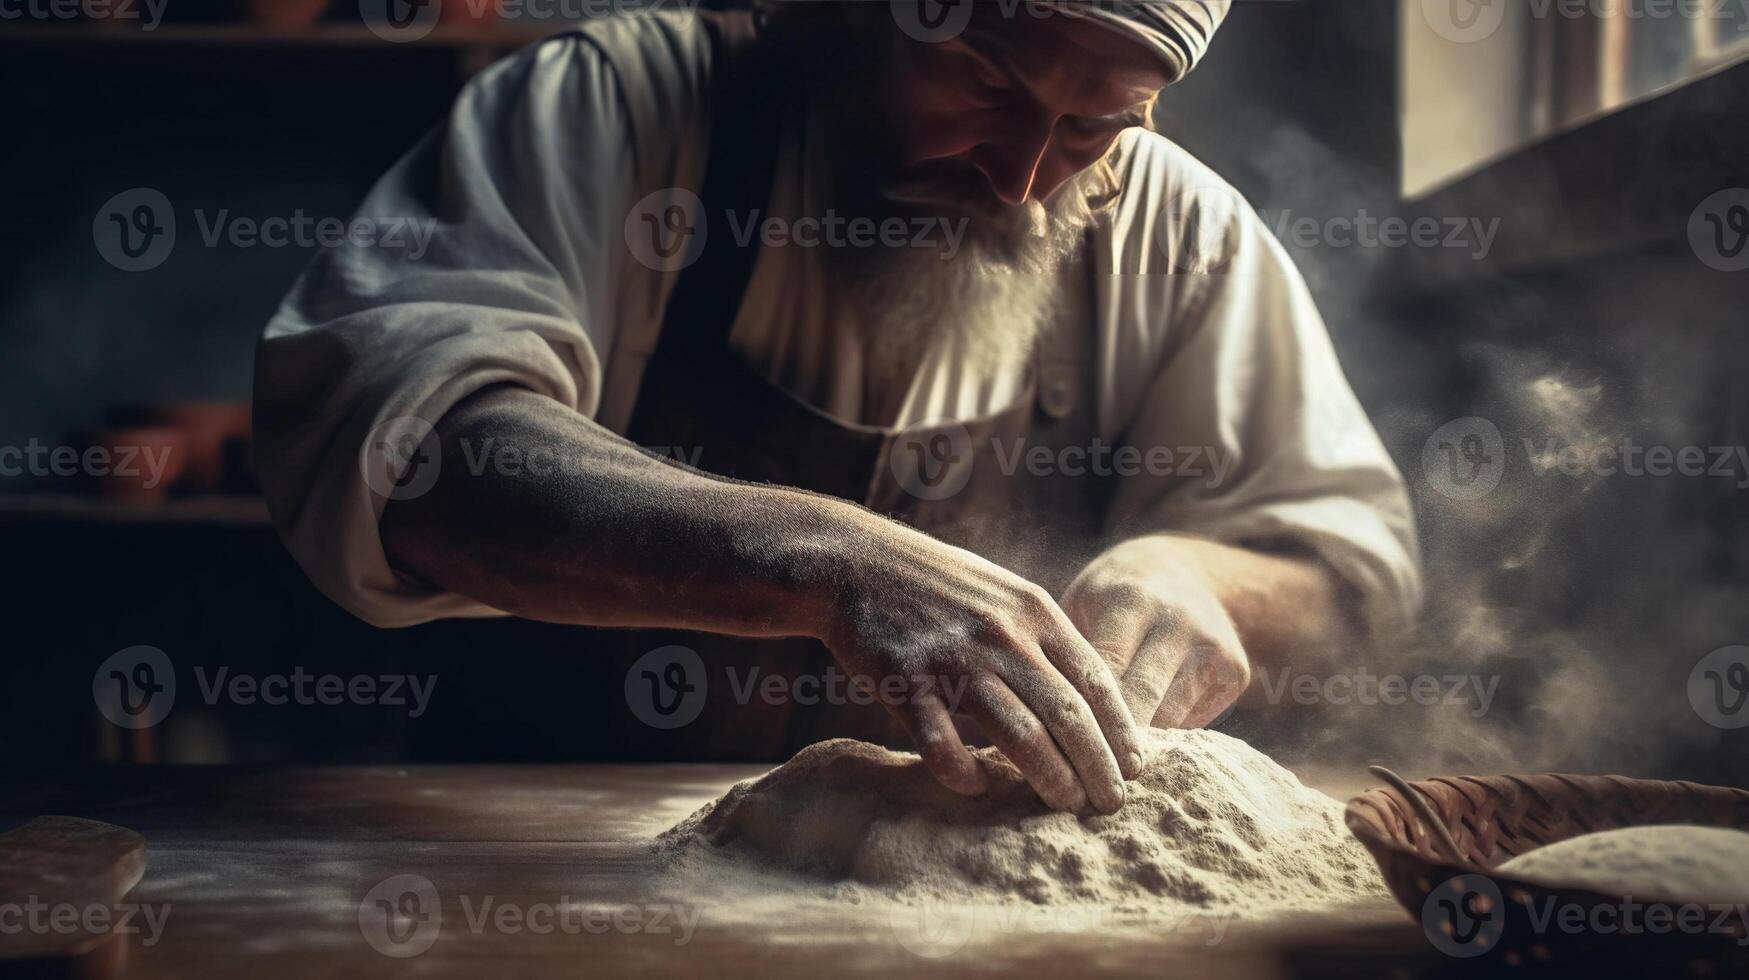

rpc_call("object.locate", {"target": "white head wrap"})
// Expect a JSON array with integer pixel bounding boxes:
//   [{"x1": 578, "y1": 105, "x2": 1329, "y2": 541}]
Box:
[{"x1": 1048, "y1": 1, "x2": 1231, "y2": 84}]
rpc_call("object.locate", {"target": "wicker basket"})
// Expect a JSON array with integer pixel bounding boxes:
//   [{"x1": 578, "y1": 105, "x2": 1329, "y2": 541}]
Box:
[{"x1": 1345, "y1": 772, "x2": 1749, "y2": 971}]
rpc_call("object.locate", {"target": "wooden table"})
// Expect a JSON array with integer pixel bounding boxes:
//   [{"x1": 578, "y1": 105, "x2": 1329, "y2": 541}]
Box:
[{"x1": 0, "y1": 765, "x2": 1457, "y2": 979}]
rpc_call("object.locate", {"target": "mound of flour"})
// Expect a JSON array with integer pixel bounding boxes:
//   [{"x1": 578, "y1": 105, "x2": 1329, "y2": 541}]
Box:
[
  {"x1": 1497, "y1": 825, "x2": 1749, "y2": 904},
  {"x1": 660, "y1": 728, "x2": 1383, "y2": 910}
]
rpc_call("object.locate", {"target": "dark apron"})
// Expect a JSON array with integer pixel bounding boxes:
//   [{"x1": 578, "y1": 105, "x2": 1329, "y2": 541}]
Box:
[{"x1": 592, "y1": 14, "x2": 1117, "y2": 760}]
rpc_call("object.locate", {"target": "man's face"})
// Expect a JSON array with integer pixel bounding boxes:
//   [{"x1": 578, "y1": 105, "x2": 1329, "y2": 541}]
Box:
[{"x1": 881, "y1": 9, "x2": 1170, "y2": 216}]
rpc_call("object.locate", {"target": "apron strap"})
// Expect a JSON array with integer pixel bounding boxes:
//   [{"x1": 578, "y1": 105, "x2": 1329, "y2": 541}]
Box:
[{"x1": 649, "y1": 12, "x2": 789, "y2": 363}]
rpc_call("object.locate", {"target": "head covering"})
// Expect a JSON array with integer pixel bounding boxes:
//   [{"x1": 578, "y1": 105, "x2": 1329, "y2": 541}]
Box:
[
  {"x1": 1048, "y1": 1, "x2": 1231, "y2": 84},
  {"x1": 755, "y1": 1, "x2": 1230, "y2": 87}
]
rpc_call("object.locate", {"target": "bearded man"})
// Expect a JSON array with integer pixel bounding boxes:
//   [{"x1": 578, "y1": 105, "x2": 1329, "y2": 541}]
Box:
[{"x1": 255, "y1": 0, "x2": 1420, "y2": 814}]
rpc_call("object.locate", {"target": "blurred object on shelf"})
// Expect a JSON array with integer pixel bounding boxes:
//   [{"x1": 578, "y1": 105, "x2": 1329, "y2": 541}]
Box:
[
  {"x1": 86, "y1": 426, "x2": 186, "y2": 505},
  {"x1": 242, "y1": 0, "x2": 332, "y2": 30},
  {"x1": 440, "y1": 0, "x2": 501, "y2": 29},
  {"x1": 140, "y1": 401, "x2": 255, "y2": 494}
]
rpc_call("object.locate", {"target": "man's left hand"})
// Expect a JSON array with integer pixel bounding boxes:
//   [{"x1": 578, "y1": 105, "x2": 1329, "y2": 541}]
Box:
[{"x1": 1060, "y1": 535, "x2": 1252, "y2": 730}]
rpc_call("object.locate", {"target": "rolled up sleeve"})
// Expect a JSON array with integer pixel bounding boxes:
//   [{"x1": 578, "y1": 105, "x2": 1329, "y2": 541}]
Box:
[
  {"x1": 1104, "y1": 151, "x2": 1423, "y2": 638},
  {"x1": 254, "y1": 36, "x2": 643, "y2": 627}
]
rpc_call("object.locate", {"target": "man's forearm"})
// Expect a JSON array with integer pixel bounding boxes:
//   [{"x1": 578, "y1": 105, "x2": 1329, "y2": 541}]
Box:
[{"x1": 380, "y1": 386, "x2": 856, "y2": 637}]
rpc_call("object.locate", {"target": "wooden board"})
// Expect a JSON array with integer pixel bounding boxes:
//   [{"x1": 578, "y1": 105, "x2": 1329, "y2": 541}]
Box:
[
  {"x1": 0, "y1": 815, "x2": 146, "y2": 975},
  {"x1": 0, "y1": 766, "x2": 1443, "y2": 979}
]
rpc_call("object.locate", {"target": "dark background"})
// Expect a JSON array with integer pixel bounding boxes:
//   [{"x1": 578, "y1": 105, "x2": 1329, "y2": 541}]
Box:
[{"x1": 2, "y1": 0, "x2": 1745, "y2": 786}]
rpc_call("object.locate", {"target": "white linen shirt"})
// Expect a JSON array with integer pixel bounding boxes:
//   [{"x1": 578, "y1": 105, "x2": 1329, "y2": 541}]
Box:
[{"x1": 255, "y1": 12, "x2": 1421, "y2": 633}]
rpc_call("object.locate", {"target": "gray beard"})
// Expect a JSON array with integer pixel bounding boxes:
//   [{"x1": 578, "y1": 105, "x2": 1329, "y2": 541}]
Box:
[{"x1": 819, "y1": 168, "x2": 1106, "y2": 416}]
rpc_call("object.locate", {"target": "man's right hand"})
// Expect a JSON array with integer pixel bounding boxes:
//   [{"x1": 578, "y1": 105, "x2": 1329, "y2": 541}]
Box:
[{"x1": 819, "y1": 512, "x2": 1145, "y2": 814}]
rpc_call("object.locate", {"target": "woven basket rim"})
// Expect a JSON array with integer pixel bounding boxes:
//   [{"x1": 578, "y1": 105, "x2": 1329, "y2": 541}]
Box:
[
  {"x1": 1347, "y1": 772, "x2": 1749, "y2": 846},
  {"x1": 1345, "y1": 771, "x2": 1749, "y2": 902}
]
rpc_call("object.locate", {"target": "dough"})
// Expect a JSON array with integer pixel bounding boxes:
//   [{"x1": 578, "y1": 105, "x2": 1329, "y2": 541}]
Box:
[
  {"x1": 1496, "y1": 825, "x2": 1749, "y2": 904},
  {"x1": 661, "y1": 727, "x2": 1385, "y2": 909}
]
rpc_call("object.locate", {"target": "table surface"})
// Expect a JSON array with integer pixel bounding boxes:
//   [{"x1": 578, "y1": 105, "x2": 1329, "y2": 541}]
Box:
[{"x1": 0, "y1": 763, "x2": 1449, "y2": 979}]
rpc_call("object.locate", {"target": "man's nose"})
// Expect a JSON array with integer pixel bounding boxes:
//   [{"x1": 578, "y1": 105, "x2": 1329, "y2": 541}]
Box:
[{"x1": 973, "y1": 119, "x2": 1061, "y2": 207}]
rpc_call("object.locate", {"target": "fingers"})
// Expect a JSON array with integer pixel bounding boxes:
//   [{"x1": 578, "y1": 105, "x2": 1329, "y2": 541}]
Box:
[
  {"x1": 1174, "y1": 652, "x2": 1250, "y2": 729},
  {"x1": 1042, "y1": 609, "x2": 1147, "y2": 782},
  {"x1": 1149, "y1": 671, "x2": 1203, "y2": 728},
  {"x1": 994, "y1": 652, "x2": 1128, "y2": 815},
  {"x1": 1117, "y1": 627, "x2": 1190, "y2": 727},
  {"x1": 961, "y1": 674, "x2": 1089, "y2": 814},
  {"x1": 895, "y1": 689, "x2": 989, "y2": 797},
  {"x1": 1140, "y1": 639, "x2": 1248, "y2": 729},
  {"x1": 1060, "y1": 587, "x2": 1149, "y2": 675},
  {"x1": 1175, "y1": 687, "x2": 1236, "y2": 730}
]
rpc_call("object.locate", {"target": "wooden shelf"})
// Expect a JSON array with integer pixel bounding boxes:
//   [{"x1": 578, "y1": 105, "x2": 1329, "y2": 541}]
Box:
[
  {"x1": 0, "y1": 493, "x2": 271, "y2": 526},
  {"x1": 0, "y1": 22, "x2": 561, "y2": 49}
]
